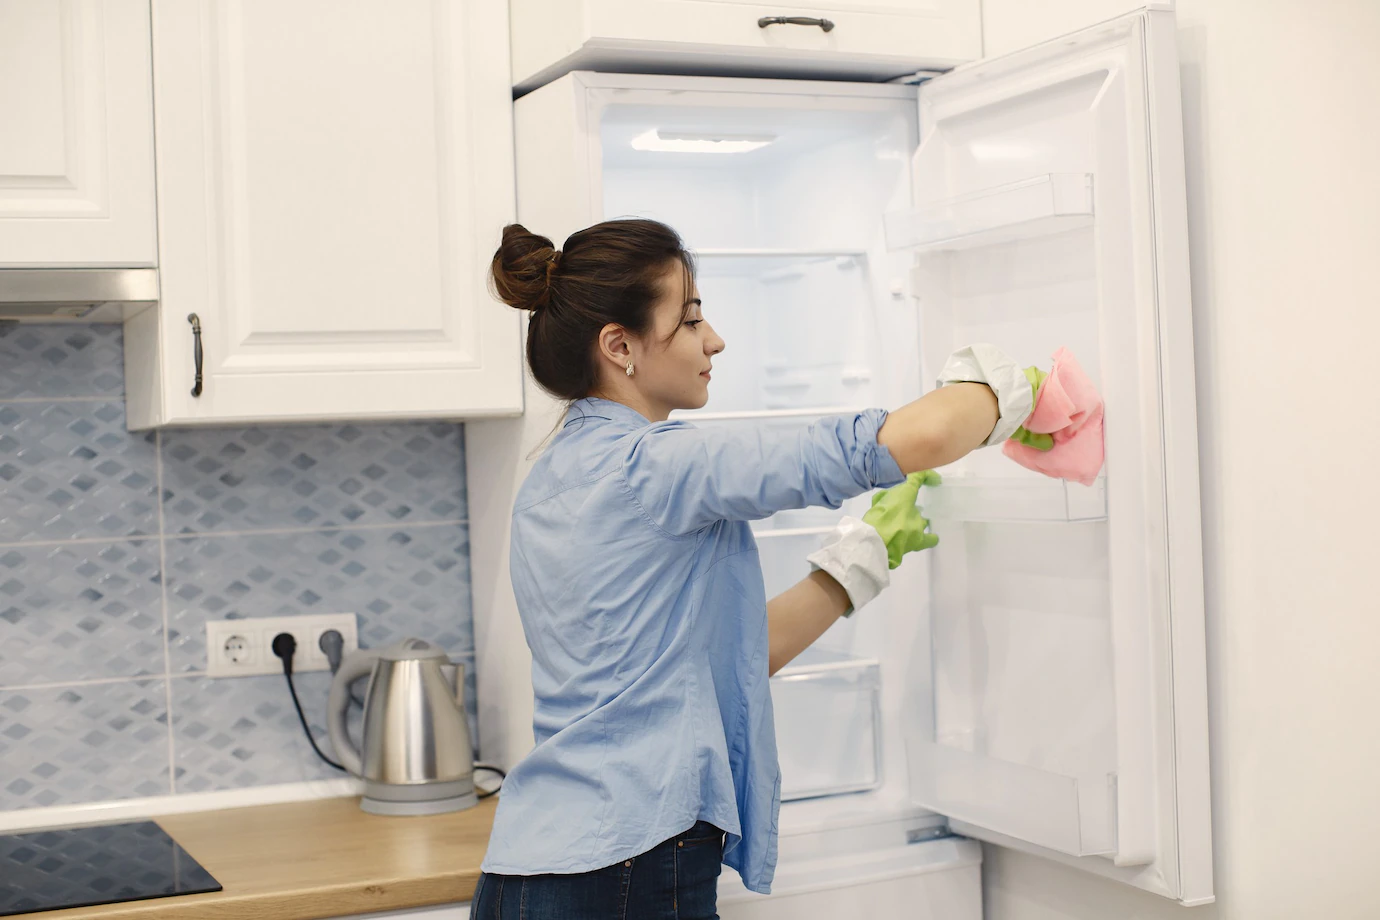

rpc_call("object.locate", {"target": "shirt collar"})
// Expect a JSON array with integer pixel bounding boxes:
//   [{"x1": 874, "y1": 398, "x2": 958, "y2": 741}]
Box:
[{"x1": 565, "y1": 397, "x2": 653, "y2": 431}]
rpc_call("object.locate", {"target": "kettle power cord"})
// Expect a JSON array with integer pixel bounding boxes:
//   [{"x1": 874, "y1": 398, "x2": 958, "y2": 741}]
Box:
[
  {"x1": 272, "y1": 632, "x2": 348, "y2": 772},
  {"x1": 273, "y1": 631, "x2": 507, "y2": 795}
]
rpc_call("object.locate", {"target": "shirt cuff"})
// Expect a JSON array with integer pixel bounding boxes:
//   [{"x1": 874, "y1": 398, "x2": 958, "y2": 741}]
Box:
[{"x1": 856, "y1": 409, "x2": 906, "y2": 489}]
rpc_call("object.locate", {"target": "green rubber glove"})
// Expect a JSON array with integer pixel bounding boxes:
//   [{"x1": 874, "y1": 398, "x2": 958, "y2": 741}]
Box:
[
  {"x1": 861, "y1": 470, "x2": 942, "y2": 569},
  {"x1": 1007, "y1": 366, "x2": 1054, "y2": 452}
]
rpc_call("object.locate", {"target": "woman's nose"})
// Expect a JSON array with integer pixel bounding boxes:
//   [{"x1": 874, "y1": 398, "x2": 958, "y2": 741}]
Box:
[{"x1": 706, "y1": 323, "x2": 726, "y2": 355}]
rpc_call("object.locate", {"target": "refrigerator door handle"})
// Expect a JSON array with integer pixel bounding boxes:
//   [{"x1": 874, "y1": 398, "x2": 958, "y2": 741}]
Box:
[{"x1": 758, "y1": 16, "x2": 835, "y2": 33}]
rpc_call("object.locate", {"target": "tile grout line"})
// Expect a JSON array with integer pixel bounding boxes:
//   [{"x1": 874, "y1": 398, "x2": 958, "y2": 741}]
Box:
[
  {"x1": 0, "y1": 655, "x2": 481, "y2": 695},
  {"x1": 158, "y1": 517, "x2": 470, "y2": 541},
  {"x1": 0, "y1": 517, "x2": 470, "y2": 551},
  {"x1": 0, "y1": 395, "x2": 124, "y2": 405},
  {"x1": 155, "y1": 427, "x2": 177, "y2": 797},
  {"x1": 0, "y1": 672, "x2": 200, "y2": 693}
]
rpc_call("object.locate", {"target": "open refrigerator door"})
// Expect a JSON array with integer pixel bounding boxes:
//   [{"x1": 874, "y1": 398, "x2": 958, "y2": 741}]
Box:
[
  {"x1": 887, "y1": 8, "x2": 1212, "y2": 904},
  {"x1": 495, "y1": 12, "x2": 1208, "y2": 908}
]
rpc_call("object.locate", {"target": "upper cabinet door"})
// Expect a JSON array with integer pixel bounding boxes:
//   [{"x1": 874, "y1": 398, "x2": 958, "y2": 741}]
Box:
[
  {"x1": 131, "y1": 0, "x2": 521, "y2": 428},
  {"x1": 510, "y1": 0, "x2": 980, "y2": 95},
  {"x1": 892, "y1": 11, "x2": 1212, "y2": 904},
  {"x1": 0, "y1": 0, "x2": 157, "y2": 267}
]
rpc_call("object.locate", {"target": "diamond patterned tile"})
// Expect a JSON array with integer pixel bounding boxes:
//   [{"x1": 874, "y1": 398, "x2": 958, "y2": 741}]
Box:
[
  {"x1": 0, "y1": 540, "x2": 164, "y2": 688},
  {"x1": 0, "y1": 680, "x2": 171, "y2": 810},
  {"x1": 0, "y1": 401, "x2": 158, "y2": 544},
  {"x1": 164, "y1": 524, "x2": 474, "y2": 676},
  {"x1": 160, "y1": 423, "x2": 467, "y2": 534},
  {"x1": 168, "y1": 672, "x2": 342, "y2": 791},
  {"x1": 0, "y1": 324, "x2": 125, "y2": 401}
]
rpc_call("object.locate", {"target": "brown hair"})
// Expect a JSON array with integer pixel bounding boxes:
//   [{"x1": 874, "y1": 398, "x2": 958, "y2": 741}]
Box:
[{"x1": 489, "y1": 219, "x2": 696, "y2": 401}]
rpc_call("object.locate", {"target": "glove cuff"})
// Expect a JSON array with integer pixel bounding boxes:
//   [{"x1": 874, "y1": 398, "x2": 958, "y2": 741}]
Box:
[
  {"x1": 936, "y1": 344, "x2": 1036, "y2": 447},
  {"x1": 806, "y1": 516, "x2": 891, "y2": 616}
]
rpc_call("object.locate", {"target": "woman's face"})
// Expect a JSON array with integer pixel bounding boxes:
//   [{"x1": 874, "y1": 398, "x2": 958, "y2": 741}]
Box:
[{"x1": 632, "y1": 262, "x2": 725, "y2": 420}]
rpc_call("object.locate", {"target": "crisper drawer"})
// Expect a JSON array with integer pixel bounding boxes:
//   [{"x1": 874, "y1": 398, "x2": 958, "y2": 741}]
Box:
[{"x1": 771, "y1": 652, "x2": 881, "y2": 801}]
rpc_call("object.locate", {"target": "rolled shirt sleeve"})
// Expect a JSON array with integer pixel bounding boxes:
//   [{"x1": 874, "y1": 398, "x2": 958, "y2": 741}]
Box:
[{"x1": 620, "y1": 409, "x2": 906, "y2": 536}]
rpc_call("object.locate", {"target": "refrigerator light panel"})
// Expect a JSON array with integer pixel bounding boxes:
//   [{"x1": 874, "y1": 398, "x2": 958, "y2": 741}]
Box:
[{"x1": 631, "y1": 129, "x2": 776, "y2": 154}]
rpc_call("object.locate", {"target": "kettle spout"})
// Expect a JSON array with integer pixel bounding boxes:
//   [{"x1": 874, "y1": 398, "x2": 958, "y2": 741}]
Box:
[{"x1": 441, "y1": 660, "x2": 466, "y2": 710}]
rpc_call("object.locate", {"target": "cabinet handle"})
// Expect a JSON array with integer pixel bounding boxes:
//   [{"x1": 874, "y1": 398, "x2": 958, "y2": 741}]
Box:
[
  {"x1": 187, "y1": 313, "x2": 204, "y2": 397},
  {"x1": 758, "y1": 15, "x2": 835, "y2": 33}
]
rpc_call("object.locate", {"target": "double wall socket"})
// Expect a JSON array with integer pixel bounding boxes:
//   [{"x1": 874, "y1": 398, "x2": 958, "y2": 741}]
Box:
[{"x1": 205, "y1": 613, "x2": 359, "y2": 678}]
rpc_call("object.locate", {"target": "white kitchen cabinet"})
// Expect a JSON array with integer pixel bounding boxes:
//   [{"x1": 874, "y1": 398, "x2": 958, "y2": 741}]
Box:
[
  {"x1": 124, "y1": 0, "x2": 522, "y2": 429},
  {"x1": 0, "y1": 0, "x2": 157, "y2": 267},
  {"x1": 509, "y1": 0, "x2": 981, "y2": 95}
]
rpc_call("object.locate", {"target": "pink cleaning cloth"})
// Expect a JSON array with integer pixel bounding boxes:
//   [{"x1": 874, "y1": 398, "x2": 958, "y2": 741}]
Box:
[{"x1": 1001, "y1": 347, "x2": 1105, "y2": 487}]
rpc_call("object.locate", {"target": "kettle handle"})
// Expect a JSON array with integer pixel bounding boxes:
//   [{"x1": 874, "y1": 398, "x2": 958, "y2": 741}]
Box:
[{"x1": 326, "y1": 649, "x2": 377, "y2": 777}]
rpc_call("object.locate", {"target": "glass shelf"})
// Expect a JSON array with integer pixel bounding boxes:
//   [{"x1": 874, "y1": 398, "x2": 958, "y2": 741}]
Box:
[
  {"x1": 670, "y1": 405, "x2": 866, "y2": 423},
  {"x1": 884, "y1": 173, "x2": 1094, "y2": 253},
  {"x1": 924, "y1": 475, "x2": 1107, "y2": 523},
  {"x1": 695, "y1": 248, "x2": 868, "y2": 259}
]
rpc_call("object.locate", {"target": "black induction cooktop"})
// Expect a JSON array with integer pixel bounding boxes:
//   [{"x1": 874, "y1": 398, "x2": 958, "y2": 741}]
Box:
[{"x1": 0, "y1": 820, "x2": 222, "y2": 916}]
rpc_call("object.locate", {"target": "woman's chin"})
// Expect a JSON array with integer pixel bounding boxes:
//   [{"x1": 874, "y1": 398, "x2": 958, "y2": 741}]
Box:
[{"x1": 679, "y1": 389, "x2": 711, "y2": 412}]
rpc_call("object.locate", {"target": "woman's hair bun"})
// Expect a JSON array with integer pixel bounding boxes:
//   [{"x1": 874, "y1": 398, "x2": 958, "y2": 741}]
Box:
[{"x1": 490, "y1": 223, "x2": 559, "y2": 313}]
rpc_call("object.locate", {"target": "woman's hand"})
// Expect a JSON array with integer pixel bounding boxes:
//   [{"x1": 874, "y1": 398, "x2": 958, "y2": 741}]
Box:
[
  {"x1": 877, "y1": 343, "x2": 1040, "y2": 473},
  {"x1": 766, "y1": 473, "x2": 942, "y2": 674}
]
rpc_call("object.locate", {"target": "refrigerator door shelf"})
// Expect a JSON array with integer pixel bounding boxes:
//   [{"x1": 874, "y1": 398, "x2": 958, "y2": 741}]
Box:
[
  {"x1": 883, "y1": 173, "x2": 1094, "y2": 253},
  {"x1": 910, "y1": 740, "x2": 1115, "y2": 857},
  {"x1": 924, "y1": 475, "x2": 1107, "y2": 524}
]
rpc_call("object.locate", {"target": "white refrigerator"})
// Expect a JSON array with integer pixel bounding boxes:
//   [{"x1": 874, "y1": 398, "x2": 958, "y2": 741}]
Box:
[{"x1": 467, "y1": 8, "x2": 1211, "y2": 915}]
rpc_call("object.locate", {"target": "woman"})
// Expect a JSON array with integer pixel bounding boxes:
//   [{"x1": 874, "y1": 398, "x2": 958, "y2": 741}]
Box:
[{"x1": 472, "y1": 219, "x2": 1035, "y2": 919}]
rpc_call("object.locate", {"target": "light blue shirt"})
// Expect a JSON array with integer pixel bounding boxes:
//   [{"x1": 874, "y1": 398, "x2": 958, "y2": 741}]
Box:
[{"x1": 481, "y1": 397, "x2": 904, "y2": 894}]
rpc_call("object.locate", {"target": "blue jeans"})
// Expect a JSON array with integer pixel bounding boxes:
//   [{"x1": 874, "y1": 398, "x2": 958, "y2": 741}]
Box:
[{"x1": 470, "y1": 821, "x2": 724, "y2": 920}]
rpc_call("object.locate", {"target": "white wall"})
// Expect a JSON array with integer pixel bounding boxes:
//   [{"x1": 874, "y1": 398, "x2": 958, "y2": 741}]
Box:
[{"x1": 978, "y1": 1, "x2": 1380, "y2": 918}]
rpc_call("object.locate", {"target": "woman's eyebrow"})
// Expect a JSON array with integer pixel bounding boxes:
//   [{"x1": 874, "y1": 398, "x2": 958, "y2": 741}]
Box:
[{"x1": 685, "y1": 297, "x2": 703, "y2": 307}]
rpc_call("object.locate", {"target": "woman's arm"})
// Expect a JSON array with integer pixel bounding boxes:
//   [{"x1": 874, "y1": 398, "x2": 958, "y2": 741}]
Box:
[
  {"x1": 766, "y1": 570, "x2": 851, "y2": 676},
  {"x1": 621, "y1": 353, "x2": 1010, "y2": 536},
  {"x1": 876, "y1": 382, "x2": 999, "y2": 474}
]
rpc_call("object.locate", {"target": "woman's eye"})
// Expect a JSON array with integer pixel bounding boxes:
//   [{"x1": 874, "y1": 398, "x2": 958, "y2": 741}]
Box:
[{"x1": 684, "y1": 320, "x2": 703, "y2": 328}]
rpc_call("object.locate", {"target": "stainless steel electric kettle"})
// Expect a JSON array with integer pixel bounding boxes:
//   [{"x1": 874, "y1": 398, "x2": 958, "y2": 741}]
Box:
[{"x1": 326, "y1": 637, "x2": 476, "y2": 815}]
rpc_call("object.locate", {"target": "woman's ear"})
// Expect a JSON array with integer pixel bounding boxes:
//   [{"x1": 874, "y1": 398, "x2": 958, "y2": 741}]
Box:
[{"x1": 596, "y1": 323, "x2": 632, "y2": 373}]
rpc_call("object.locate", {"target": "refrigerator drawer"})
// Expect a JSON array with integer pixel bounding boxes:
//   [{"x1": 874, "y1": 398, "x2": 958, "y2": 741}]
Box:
[
  {"x1": 771, "y1": 653, "x2": 881, "y2": 801},
  {"x1": 719, "y1": 837, "x2": 982, "y2": 920}
]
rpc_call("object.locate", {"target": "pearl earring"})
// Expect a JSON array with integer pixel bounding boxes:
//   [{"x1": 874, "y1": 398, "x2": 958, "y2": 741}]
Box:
[{"x1": 625, "y1": 360, "x2": 635, "y2": 377}]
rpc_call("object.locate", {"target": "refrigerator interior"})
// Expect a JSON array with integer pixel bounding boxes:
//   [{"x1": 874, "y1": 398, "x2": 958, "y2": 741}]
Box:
[{"x1": 600, "y1": 96, "x2": 927, "y2": 806}]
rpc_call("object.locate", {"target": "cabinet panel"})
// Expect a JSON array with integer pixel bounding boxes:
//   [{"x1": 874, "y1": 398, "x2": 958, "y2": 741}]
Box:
[
  {"x1": 511, "y1": 0, "x2": 981, "y2": 95},
  {"x1": 131, "y1": 0, "x2": 521, "y2": 428},
  {"x1": 0, "y1": 0, "x2": 157, "y2": 266}
]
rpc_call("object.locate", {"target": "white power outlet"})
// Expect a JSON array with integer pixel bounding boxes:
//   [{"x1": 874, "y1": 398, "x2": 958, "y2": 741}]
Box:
[{"x1": 205, "y1": 613, "x2": 359, "y2": 678}]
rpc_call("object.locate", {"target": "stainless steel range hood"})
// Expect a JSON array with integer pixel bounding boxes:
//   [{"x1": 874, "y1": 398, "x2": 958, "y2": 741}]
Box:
[{"x1": 0, "y1": 268, "x2": 159, "y2": 321}]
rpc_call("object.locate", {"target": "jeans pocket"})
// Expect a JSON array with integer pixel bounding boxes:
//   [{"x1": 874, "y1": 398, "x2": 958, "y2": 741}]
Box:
[
  {"x1": 676, "y1": 821, "x2": 724, "y2": 848},
  {"x1": 674, "y1": 834, "x2": 722, "y2": 920}
]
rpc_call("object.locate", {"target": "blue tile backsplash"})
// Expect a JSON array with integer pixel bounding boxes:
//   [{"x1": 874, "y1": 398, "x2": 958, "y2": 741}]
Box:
[{"x1": 0, "y1": 325, "x2": 476, "y2": 811}]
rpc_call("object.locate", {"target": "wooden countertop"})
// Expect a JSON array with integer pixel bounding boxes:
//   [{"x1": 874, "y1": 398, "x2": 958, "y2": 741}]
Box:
[{"x1": 20, "y1": 794, "x2": 498, "y2": 920}]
